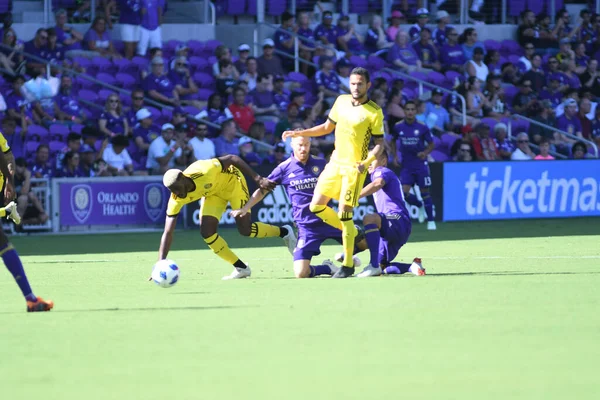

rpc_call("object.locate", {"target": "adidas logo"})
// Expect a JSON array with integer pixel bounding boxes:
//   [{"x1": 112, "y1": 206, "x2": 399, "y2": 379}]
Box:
[
  {"x1": 259, "y1": 186, "x2": 293, "y2": 224},
  {"x1": 289, "y1": 172, "x2": 296, "y2": 178}
]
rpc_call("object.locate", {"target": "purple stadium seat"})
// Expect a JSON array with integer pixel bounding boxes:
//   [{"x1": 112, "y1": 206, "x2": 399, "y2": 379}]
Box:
[
  {"x1": 197, "y1": 89, "x2": 213, "y2": 101},
  {"x1": 72, "y1": 56, "x2": 91, "y2": 70},
  {"x1": 25, "y1": 141, "x2": 40, "y2": 158},
  {"x1": 76, "y1": 76, "x2": 95, "y2": 90},
  {"x1": 120, "y1": 93, "x2": 132, "y2": 107},
  {"x1": 49, "y1": 140, "x2": 65, "y2": 155},
  {"x1": 187, "y1": 40, "x2": 205, "y2": 56},
  {"x1": 247, "y1": 0, "x2": 257, "y2": 15},
  {"x1": 162, "y1": 108, "x2": 173, "y2": 121},
  {"x1": 367, "y1": 55, "x2": 386, "y2": 71},
  {"x1": 507, "y1": 54, "x2": 520, "y2": 65},
  {"x1": 226, "y1": 0, "x2": 246, "y2": 16},
  {"x1": 203, "y1": 40, "x2": 222, "y2": 55},
  {"x1": 96, "y1": 73, "x2": 117, "y2": 89},
  {"x1": 70, "y1": 123, "x2": 84, "y2": 134},
  {"x1": 426, "y1": 71, "x2": 446, "y2": 86},
  {"x1": 112, "y1": 40, "x2": 125, "y2": 55},
  {"x1": 350, "y1": 0, "x2": 369, "y2": 14},
  {"x1": 484, "y1": 40, "x2": 501, "y2": 52},
  {"x1": 132, "y1": 56, "x2": 149, "y2": 72},
  {"x1": 267, "y1": 0, "x2": 286, "y2": 16},
  {"x1": 166, "y1": 40, "x2": 183, "y2": 52},
  {"x1": 49, "y1": 124, "x2": 70, "y2": 141},
  {"x1": 441, "y1": 133, "x2": 459, "y2": 153},
  {"x1": 480, "y1": 118, "x2": 498, "y2": 134},
  {"x1": 500, "y1": 40, "x2": 522, "y2": 57},
  {"x1": 286, "y1": 71, "x2": 308, "y2": 83},
  {"x1": 263, "y1": 120, "x2": 276, "y2": 134},
  {"x1": 78, "y1": 89, "x2": 99, "y2": 105},
  {"x1": 430, "y1": 150, "x2": 449, "y2": 162},
  {"x1": 512, "y1": 119, "x2": 530, "y2": 134},
  {"x1": 192, "y1": 72, "x2": 215, "y2": 88},
  {"x1": 147, "y1": 106, "x2": 162, "y2": 121},
  {"x1": 182, "y1": 106, "x2": 200, "y2": 116},
  {"x1": 189, "y1": 56, "x2": 209, "y2": 74},
  {"x1": 113, "y1": 58, "x2": 138, "y2": 75},
  {"x1": 98, "y1": 89, "x2": 116, "y2": 103},
  {"x1": 349, "y1": 55, "x2": 368, "y2": 68},
  {"x1": 28, "y1": 125, "x2": 50, "y2": 142},
  {"x1": 503, "y1": 85, "x2": 519, "y2": 105},
  {"x1": 116, "y1": 73, "x2": 137, "y2": 89}
]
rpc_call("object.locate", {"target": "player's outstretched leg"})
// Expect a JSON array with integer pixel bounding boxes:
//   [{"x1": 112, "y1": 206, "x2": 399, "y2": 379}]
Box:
[
  {"x1": 201, "y1": 216, "x2": 251, "y2": 280},
  {"x1": 383, "y1": 258, "x2": 426, "y2": 276},
  {"x1": 238, "y1": 216, "x2": 297, "y2": 255},
  {"x1": 357, "y1": 213, "x2": 383, "y2": 277},
  {"x1": 294, "y1": 260, "x2": 339, "y2": 278}
]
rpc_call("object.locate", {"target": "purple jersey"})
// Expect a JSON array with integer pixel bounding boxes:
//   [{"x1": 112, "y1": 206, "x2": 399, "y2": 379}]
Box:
[
  {"x1": 336, "y1": 26, "x2": 363, "y2": 52},
  {"x1": 388, "y1": 44, "x2": 419, "y2": 66},
  {"x1": 274, "y1": 29, "x2": 294, "y2": 54},
  {"x1": 365, "y1": 28, "x2": 389, "y2": 53},
  {"x1": 45, "y1": 44, "x2": 65, "y2": 64},
  {"x1": 5, "y1": 91, "x2": 35, "y2": 120},
  {"x1": 408, "y1": 24, "x2": 423, "y2": 42},
  {"x1": 314, "y1": 24, "x2": 339, "y2": 45},
  {"x1": 392, "y1": 120, "x2": 434, "y2": 164},
  {"x1": 30, "y1": 162, "x2": 53, "y2": 179},
  {"x1": 83, "y1": 29, "x2": 111, "y2": 50},
  {"x1": 432, "y1": 25, "x2": 453, "y2": 46},
  {"x1": 141, "y1": 0, "x2": 163, "y2": 31},
  {"x1": 133, "y1": 125, "x2": 159, "y2": 144},
  {"x1": 539, "y1": 89, "x2": 563, "y2": 108},
  {"x1": 274, "y1": 89, "x2": 290, "y2": 112},
  {"x1": 100, "y1": 111, "x2": 127, "y2": 135},
  {"x1": 143, "y1": 73, "x2": 174, "y2": 98},
  {"x1": 370, "y1": 167, "x2": 409, "y2": 217},
  {"x1": 297, "y1": 27, "x2": 315, "y2": 49},
  {"x1": 55, "y1": 26, "x2": 82, "y2": 50},
  {"x1": 314, "y1": 70, "x2": 341, "y2": 92},
  {"x1": 557, "y1": 114, "x2": 582, "y2": 136},
  {"x1": 126, "y1": 108, "x2": 140, "y2": 128},
  {"x1": 23, "y1": 40, "x2": 48, "y2": 61},
  {"x1": 119, "y1": 0, "x2": 142, "y2": 25},
  {"x1": 250, "y1": 89, "x2": 275, "y2": 108},
  {"x1": 412, "y1": 41, "x2": 438, "y2": 64},
  {"x1": 439, "y1": 43, "x2": 466, "y2": 67}
]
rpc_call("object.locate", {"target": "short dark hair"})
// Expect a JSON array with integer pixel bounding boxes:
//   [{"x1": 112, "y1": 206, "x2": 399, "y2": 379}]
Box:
[
  {"x1": 15, "y1": 157, "x2": 27, "y2": 167},
  {"x1": 67, "y1": 132, "x2": 81, "y2": 143},
  {"x1": 404, "y1": 100, "x2": 417, "y2": 108},
  {"x1": 37, "y1": 144, "x2": 49, "y2": 153},
  {"x1": 281, "y1": 11, "x2": 294, "y2": 22},
  {"x1": 257, "y1": 73, "x2": 270, "y2": 83},
  {"x1": 350, "y1": 67, "x2": 370, "y2": 83},
  {"x1": 573, "y1": 141, "x2": 587, "y2": 153},
  {"x1": 111, "y1": 135, "x2": 129, "y2": 147},
  {"x1": 539, "y1": 137, "x2": 550, "y2": 145}
]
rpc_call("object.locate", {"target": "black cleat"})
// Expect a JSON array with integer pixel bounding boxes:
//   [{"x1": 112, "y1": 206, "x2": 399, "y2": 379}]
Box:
[{"x1": 332, "y1": 266, "x2": 355, "y2": 278}]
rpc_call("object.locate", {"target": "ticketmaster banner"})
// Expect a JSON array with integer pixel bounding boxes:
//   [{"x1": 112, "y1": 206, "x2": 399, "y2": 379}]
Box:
[{"x1": 443, "y1": 160, "x2": 600, "y2": 221}]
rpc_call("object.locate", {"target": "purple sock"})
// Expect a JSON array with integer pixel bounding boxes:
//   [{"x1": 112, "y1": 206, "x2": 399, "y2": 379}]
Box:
[
  {"x1": 384, "y1": 262, "x2": 412, "y2": 275},
  {"x1": 310, "y1": 264, "x2": 333, "y2": 277},
  {"x1": 405, "y1": 193, "x2": 423, "y2": 208},
  {"x1": 422, "y1": 193, "x2": 434, "y2": 221},
  {"x1": 1, "y1": 245, "x2": 36, "y2": 301},
  {"x1": 364, "y1": 224, "x2": 381, "y2": 267}
]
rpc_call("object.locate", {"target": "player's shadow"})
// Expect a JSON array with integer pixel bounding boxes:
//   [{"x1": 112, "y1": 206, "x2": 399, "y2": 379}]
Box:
[
  {"x1": 0, "y1": 305, "x2": 253, "y2": 315},
  {"x1": 427, "y1": 271, "x2": 600, "y2": 277}
]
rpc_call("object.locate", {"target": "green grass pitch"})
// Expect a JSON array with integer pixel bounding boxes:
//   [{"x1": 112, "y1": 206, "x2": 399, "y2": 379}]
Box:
[{"x1": 1, "y1": 219, "x2": 599, "y2": 400}]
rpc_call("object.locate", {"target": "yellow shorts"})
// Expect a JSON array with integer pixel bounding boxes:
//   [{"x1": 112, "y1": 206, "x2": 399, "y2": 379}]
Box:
[
  {"x1": 200, "y1": 177, "x2": 250, "y2": 220},
  {"x1": 314, "y1": 162, "x2": 367, "y2": 208}
]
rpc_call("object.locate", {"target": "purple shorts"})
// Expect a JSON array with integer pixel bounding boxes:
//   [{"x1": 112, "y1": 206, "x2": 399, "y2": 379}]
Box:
[
  {"x1": 400, "y1": 162, "x2": 432, "y2": 188},
  {"x1": 378, "y1": 212, "x2": 411, "y2": 265},
  {"x1": 293, "y1": 225, "x2": 342, "y2": 261}
]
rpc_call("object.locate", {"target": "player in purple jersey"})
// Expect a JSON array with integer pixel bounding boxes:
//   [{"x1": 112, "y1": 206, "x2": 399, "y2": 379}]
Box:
[
  {"x1": 353, "y1": 150, "x2": 425, "y2": 277},
  {"x1": 230, "y1": 136, "x2": 366, "y2": 278},
  {"x1": 390, "y1": 100, "x2": 437, "y2": 230}
]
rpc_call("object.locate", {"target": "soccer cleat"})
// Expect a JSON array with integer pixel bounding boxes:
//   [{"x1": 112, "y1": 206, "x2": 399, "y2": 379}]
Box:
[
  {"x1": 418, "y1": 206, "x2": 426, "y2": 223},
  {"x1": 5, "y1": 201, "x2": 21, "y2": 225},
  {"x1": 334, "y1": 253, "x2": 362, "y2": 268},
  {"x1": 409, "y1": 258, "x2": 426, "y2": 276},
  {"x1": 26, "y1": 297, "x2": 54, "y2": 312},
  {"x1": 357, "y1": 264, "x2": 383, "y2": 278},
  {"x1": 322, "y1": 259, "x2": 339, "y2": 276},
  {"x1": 427, "y1": 221, "x2": 437, "y2": 231},
  {"x1": 222, "y1": 265, "x2": 252, "y2": 280},
  {"x1": 332, "y1": 266, "x2": 354, "y2": 278},
  {"x1": 281, "y1": 225, "x2": 297, "y2": 255}
]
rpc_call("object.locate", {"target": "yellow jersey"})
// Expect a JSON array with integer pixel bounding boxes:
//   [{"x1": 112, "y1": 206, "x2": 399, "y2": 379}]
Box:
[
  {"x1": 327, "y1": 94, "x2": 384, "y2": 165},
  {"x1": 0, "y1": 133, "x2": 11, "y2": 181},
  {"x1": 166, "y1": 159, "x2": 246, "y2": 217}
]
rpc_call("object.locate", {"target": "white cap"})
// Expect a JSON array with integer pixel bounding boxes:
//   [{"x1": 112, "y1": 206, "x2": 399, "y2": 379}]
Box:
[
  {"x1": 238, "y1": 136, "x2": 252, "y2": 146},
  {"x1": 136, "y1": 108, "x2": 152, "y2": 121},
  {"x1": 263, "y1": 38, "x2": 275, "y2": 47},
  {"x1": 436, "y1": 10, "x2": 449, "y2": 20},
  {"x1": 238, "y1": 43, "x2": 251, "y2": 52},
  {"x1": 417, "y1": 8, "x2": 429, "y2": 16},
  {"x1": 161, "y1": 123, "x2": 175, "y2": 131}
]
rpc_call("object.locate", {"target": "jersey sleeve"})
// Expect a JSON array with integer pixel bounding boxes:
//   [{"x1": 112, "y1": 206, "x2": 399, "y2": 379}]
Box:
[
  {"x1": 267, "y1": 163, "x2": 284, "y2": 185},
  {"x1": 0, "y1": 133, "x2": 10, "y2": 153},
  {"x1": 327, "y1": 96, "x2": 340, "y2": 125},
  {"x1": 166, "y1": 194, "x2": 184, "y2": 217},
  {"x1": 372, "y1": 109, "x2": 384, "y2": 137}
]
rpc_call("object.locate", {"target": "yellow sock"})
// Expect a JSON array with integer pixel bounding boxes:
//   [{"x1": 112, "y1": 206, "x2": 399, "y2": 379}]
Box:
[
  {"x1": 0, "y1": 208, "x2": 5, "y2": 217},
  {"x1": 250, "y1": 222, "x2": 281, "y2": 238},
  {"x1": 340, "y1": 213, "x2": 357, "y2": 268},
  {"x1": 310, "y1": 205, "x2": 342, "y2": 230},
  {"x1": 204, "y1": 233, "x2": 239, "y2": 264}
]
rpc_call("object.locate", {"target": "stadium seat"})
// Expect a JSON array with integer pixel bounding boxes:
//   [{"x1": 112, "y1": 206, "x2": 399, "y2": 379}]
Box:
[
  {"x1": 484, "y1": 40, "x2": 501, "y2": 52},
  {"x1": 70, "y1": 124, "x2": 84, "y2": 134},
  {"x1": 49, "y1": 124, "x2": 70, "y2": 142},
  {"x1": 349, "y1": 0, "x2": 369, "y2": 14},
  {"x1": 49, "y1": 140, "x2": 65, "y2": 155},
  {"x1": 192, "y1": 72, "x2": 216, "y2": 89},
  {"x1": 286, "y1": 71, "x2": 308, "y2": 83},
  {"x1": 96, "y1": 73, "x2": 117, "y2": 89},
  {"x1": 349, "y1": 55, "x2": 368, "y2": 68},
  {"x1": 187, "y1": 40, "x2": 205, "y2": 56},
  {"x1": 430, "y1": 150, "x2": 450, "y2": 162},
  {"x1": 267, "y1": 0, "x2": 286, "y2": 16},
  {"x1": 28, "y1": 125, "x2": 50, "y2": 142},
  {"x1": 115, "y1": 73, "x2": 137, "y2": 90},
  {"x1": 441, "y1": 133, "x2": 460, "y2": 153},
  {"x1": 25, "y1": 141, "x2": 40, "y2": 159},
  {"x1": 226, "y1": 0, "x2": 246, "y2": 16}
]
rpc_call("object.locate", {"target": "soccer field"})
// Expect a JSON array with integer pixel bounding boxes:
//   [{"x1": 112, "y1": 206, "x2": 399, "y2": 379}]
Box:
[{"x1": 2, "y1": 219, "x2": 599, "y2": 400}]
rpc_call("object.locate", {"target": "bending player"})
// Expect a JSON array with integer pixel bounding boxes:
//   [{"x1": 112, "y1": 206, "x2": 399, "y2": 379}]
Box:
[
  {"x1": 158, "y1": 155, "x2": 296, "y2": 280},
  {"x1": 355, "y1": 150, "x2": 425, "y2": 277},
  {"x1": 0, "y1": 135, "x2": 53, "y2": 311},
  {"x1": 283, "y1": 67, "x2": 384, "y2": 278},
  {"x1": 230, "y1": 136, "x2": 366, "y2": 278},
  {"x1": 389, "y1": 100, "x2": 436, "y2": 230}
]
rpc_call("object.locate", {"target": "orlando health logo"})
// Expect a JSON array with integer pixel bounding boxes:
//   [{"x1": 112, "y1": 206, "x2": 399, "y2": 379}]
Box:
[{"x1": 71, "y1": 184, "x2": 93, "y2": 223}]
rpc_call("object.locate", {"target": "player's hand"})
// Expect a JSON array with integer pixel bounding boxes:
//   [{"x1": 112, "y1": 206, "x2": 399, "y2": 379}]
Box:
[
  {"x1": 256, "y1": 176, "x2": 276, "y2": 191},
  {"x1": 282, "y1": 130, "x2": 297, "y2": 140},
  {"x1": 229, "y1": 208, "x2": 248, "y2": 219},
  {"x1": 356, "y1": 162, "x2": 366, "y2": 174},
  {"x1": 417, "y1": 152, "x2": 427, "y2": 160}
]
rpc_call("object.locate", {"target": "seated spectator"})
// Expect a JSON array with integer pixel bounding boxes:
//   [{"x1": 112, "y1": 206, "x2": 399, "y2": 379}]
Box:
[
  {"x1": 263, "y1": 142, "x2": 287, "y2": 166},
  {"x1": 188, "y1": 122, "x2": 215, "y2": 161},
  {"x1": 386, "y1": 88, "x2": 405, "y2": 128},
  {"x1": 578, "y1": 98, "x2": 592, "y2": 139},
  {"x1": 425, "y1": 89, "x2": 451, "y2": 135},
  {"x1": 273, "y1": 75, "x2": 291, "y2": 113},
  {"x1": 214, "y1": 119, "x2": 240, "y2": 157},
  {"x1": 572, "y1": 140, "x2": 591, "y2": 159},
  {"x1": 215, "y1": 60, "x2": 238, "y2": 98},
  {"x1": 238, "y1": 136, "x2": 262, "y2": 167},
  {"x1": 557, "y1": 98, "x2": 583, "y2": 145},
  {"x1": 483, "y1": 74, "x2": 510, "y2": 120},
  {"x1": 257, "y1": 39, "x2": 284, "y2": 77},
  {"x1": 573, "y1": 42, "x2": 589, "y2": 74},
  {"x1": 336, "y1": 14, "x2": 365, "y2": 55},
  {"x1": 493, "y1": 123, "x2": 514, "y2": 160},
  {"x1": 511, "y1": 132, "x2": 535, "y2": 160},
  {"x1": 534, "y1": 138, "x2": 555, "y2": 160},
  {"x1": 388, "y1": 31, "x2": 421, "y2": 72},
  {"x1": 132, "y1": 108, "x2": 158, "y2": 155},
  {"x1": 228, "y1": 87, "x2": 255, "y2": 133},
  {"x1": 54, "y1": 75, "x2": 85, "y2": 124},
  {"x1": 314, "y1": 11, "x2": 339, "y2": 50},
  {"x1": 169, "y1": 56, "x2": 201, "y2": 109},
  {"x1": 554, "y1": 89, "x2": 579, "y2": 117},
  {"x1": 240, "y1": 57, "x2": 259, "y2": 91},
  {"x1": 386, "y1": 11, "x2": 405, "y2": 44},
  {"x1": 578, "y1": 9, "x2": 595, "y2": 51},
  {"x1": 556, "y1": 38, "x2": 574, "y2": 64},
  {"x1": 408, "y1": 8, "x2": 429, "y2": 42},
  {"x1": 98, "y1": 94, "x2": 129, "y2": 137},
  {"x1": 275, "y1": 103, "x2": 301, "y2": 139},
  {"x1": 517, "y1": 42, "x2": 536, "y2": 73},
  {"x1": 30, "y1": 144, "x2": 53, "y2": 179},
  {"x1": 453, "y1": 140, "x2": 475, "y2": 162},
  {"x1": 125, "y1": 89, "x2": 146, "y2": 131},
  {"x1": 250, "y1": 74, "x2": 280, "y2": 122},
  {"x1": 23, "y1": 29, "x2": 48, "y2": 75},
  {"x1": 465, "y1": 76, "x2": 489, "y2": 120},
  {"x1": 5, "y1": 75, "x2": 35, "y2": 127},
  {"x1": 79, "y1": 144, "x2": 98, "y2": 177},
  {"x1": 529, "y1": 100, "x2": 557, "y2": 145},
  {"x1": 484, "y1": 51, "x2": 503, "y2": 77},
  {"x1": 274, "y1": 11, "x2": 296, "y2": 70},
  {"x1": 539, "y1": 75, "x2": 564, "y2": 108},
  {"x1": 535, "y1": 12, "x2": 559, "y2": 49},
  {"x1": 466, "y1": 47, "x2": 488, "y2": 83},
  {"x1": 146, "y1": 124, "x2": 185, "y2": 175},
  {"x1": 14, "y1": 158, "x2": 49, "y2": 225},
  {"x1": 336, "y1": 58, "x2": 352, "y2": 93},
  {"x1": 459, "y1": 28, "x2": 485, "y2": 61},
  {"x1": 212, "y1": 45, "x2": 239, "y2": 78},
  {"x1": 143, "y1": 57, "x2": 178, "y2": 106},
  {"x1": 512, "y1": 78, "x2": 538, "y2": 117},
  {"x1": 234, "y1": 44, "x2": 251, "y2": 74},
  {"x1": 296, "y1": 12, "x2": 316, "y2": 76},
  {"x1": 195, "y1": 93, "x2": 233, "y2": 136},
  {"x1": 553, "y1": 9, "x2": 574, "y2": 41},
  {"x1": 315, "y1": 57, "x2": 343, "y2": 102},
  {"x1": 84, "y1": 16, "x2": 120, "y2": 59},
  {"x1": 0, "y1": 29, "x2": 25, "y2": 76},
  {"x1": 56, "y1": 132, "x2": 82, "y2": 170},
  {"x1": 413, "y1": 28, "x2": 441, "y2": 72},
  {"x1": 560, "y1": 60, "x2": 582, "y2": 91},
  {"x1": 170, "y1": 106, "x2": 187, "y2": 127},
  {"x1": 523, "y1": 54, "x2": 546, "y2": 93},
  {"x1": 439, "y1": 28, "x2": 465, "y2": 74},
  {"x1": 289, "y1": 90, "x2": 306, "y2": 113},
  {"x1": 579, "y1": 59, "x2": 600, "y2": 98},
  {"x1": 365, "y1": 15, "x2": 392, "y2": 54},
  {"x1": 432, "y1": 10, "x2": 453, "y2": 46},
  {"x1": 44, "y1": 28, "x2": 65, "y2": 67},
  {"x1": 591, "y1": 107, "x2": 600, "y2": 147},
  {"x1": 517, "y1": 10, "x2": 538, "y2": 47},
  {"x1": 501, "y1": 62, "x2": 519, "y2": 86},
  {"x1": 58, "y1": 151, "x2": 85, "y2": 177},
  {"x1": 472, "y1": 124, "x2": 500, "y2": 161},
  {"x1": 98, "y1": 135, "x2": 134, "y2": 176},
  {"x1": 1, "y1": 118, "x2": 25, "y2": 158}
]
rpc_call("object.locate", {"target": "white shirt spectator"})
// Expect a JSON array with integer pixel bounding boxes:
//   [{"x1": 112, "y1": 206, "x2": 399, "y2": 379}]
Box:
[
  {"x1": 337, "y1": 74, "x2": 350, "y2": 92},
  {"x1": 103, "y1": 144, "x2": 133, "y2": 170},
  {"x1": 189, "y1": 137, "x2": 216, "y2": 161},
  {"x1": 241, "y1": 72, "x2": 258, "y2": 91},
  {"x1": 511, "y1": 148, "x2": 533, "y2": 160},
  {"x1": 146, "y1": 136, "x2": 183, "y2": 170}
]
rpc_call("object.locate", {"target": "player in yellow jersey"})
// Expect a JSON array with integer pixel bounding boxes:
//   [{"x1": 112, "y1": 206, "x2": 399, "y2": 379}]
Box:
[
  {"x1": 282, "y1": 67, "x2": 385, "y2": 278},
  {"x1": 157, "y1": 154, "x2": 297, "y2": 280}
]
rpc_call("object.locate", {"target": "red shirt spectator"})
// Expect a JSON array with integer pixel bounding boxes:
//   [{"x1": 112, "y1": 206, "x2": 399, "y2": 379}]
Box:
[
  {"x1": 471, "y1": 125, "x2": 500, "y2": 160},
  {"x1": 578, "y1": 98, "x2": 592, "y2": 139},
  {"x1": 228, "y1": 87, "x2": 255, "y2": 133}
]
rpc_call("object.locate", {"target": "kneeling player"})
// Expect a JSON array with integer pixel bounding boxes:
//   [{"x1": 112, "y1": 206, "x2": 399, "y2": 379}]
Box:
[
  {"x1": 356, "y1": 150, "x2": 425, "y2": 277},
  {"x1": 230, "y1": 136, "x2": 365, "y2": 278},
  {"x1": 158, "y1": 155, "x2": 296, "y2": 280}
]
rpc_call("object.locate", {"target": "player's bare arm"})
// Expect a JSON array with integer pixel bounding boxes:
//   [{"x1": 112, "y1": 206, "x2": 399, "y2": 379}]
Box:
[
  {"x1": 230, "y1": 188, "x2": 267, "y2": 218},
  {"x1": 218, "y1": 154, "x2": 276, "y2": 192},
  {"x1": 281, "y1": 119, "x2": 335, "y2": 140},
  {"x1": 158, "y1": 214, "x2": 178, "y2": 260},
  {"x1": 0, "y1": 149, "x2": 15, "y2": 201},
  {"x1": 417, "y1": 141, "x2": 435, "y2": 159},
  {"x1": 358, "y1": 136, "x2": 385, "y2": 173},
  {"x1": 359, "y1": 177, "x2": 386, "y2": 199}
]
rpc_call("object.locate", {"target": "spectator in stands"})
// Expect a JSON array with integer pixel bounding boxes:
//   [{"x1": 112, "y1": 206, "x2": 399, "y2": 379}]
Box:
[
  {"x1": 386, "y1": 88, "x2": 405, "y2": 128},
  {"x1": 572, "y1": 141, "x2": 590, "y2": 159},
  {"x1": 143, "y1": 57, "x2": 179, "y2": 106},
  {"x1": 0, "y1": 14, "x2": 12, "y2": 43},
  {"x1": 171, "y1": 106, "x2": 187, "y2": 127},
  {"x1": 556, "y1": 98, "x2": 582, "y2": 147},
  {"x1": 273, "y1": 75, "x2": 290, "y2": 113},
  {"x1": 14, "y1": 158, "x2": 49, "y2": 225},
  {"x1": 386, "y1": 11, "x2": 404, "y2": 45},
  {"x1": 336, "y1": 14, "x2": 365, "y2": 55},
  {"x1": 238, "y1": 136, "x2": 262, "y2": 167},
  {"x1": 58, "y1": 151, "x2": 85, "y2": 177},
  {"x1": 54, "y1": 9, "x2": 84, "y2": 55},
  {"x1": 257, "y1": 38, "x2": 285, "y2": 77},
  {"x1": 138, "y1": 0, "x2": 164, "y2": 57},
  {"x1": 212, "y1": 45, "x2": 239, "y2": 78},
  {"x1": 534, "y1": 138, "x2": 555, "y2": 160},
  {"x1": 56, "y1": 133, "x2": 82, "y2": 170},
  {"x1": 465, "y1": 76, "x2": 488, "y2": 121},
  {"x1": 132, "y1": 108, "x2": 158, "y2": 156},
  {"x1": 116, "y1": 0, "x2": 141, "y2": 59},
  {"x1": 459, "y1": 28, "x2": 484, "y2": 61},
  {"x1": 539, "y1": 74, "x2": 564, "y2": 108},
  {"x1": 439, "y1": 27, "x2": 465, "y2": 74},
  {"x1": 500, "y1": 62, "x2": 519, "y2": 86},
  {"x1": 517, "y1": 42, "x2": 536, "y2": 73},
  {"x1": 579, "y1": 59, "x2": 600, "y2": 97},
  {"x1": 99, "y1": 94, "x2": 129, "y2": 137},
  {"x1": 523, "y1": 54, "x2": 546, "y2": 93},
  {"x1": 365, "y1": 15, "x2": 392, "y2": 54},
  {"x1": 274, "y1": 103, "x2": 300, "y2": 140},
  {"x1": 511, "y1": 132, "x2": 535, "y2": 160},
  {"x1": 5, "y1": 75, "x2": 35, "y2": 127},
  {"x1": 188, "y1": 121, "x2": 215, "y2": 161},
  {"x1": 170, "y1": 56, "x2": 201, "y2": 109},
  {"x1": 296, "y1": 12, "x2": 315, "y2": 76},
  {"x1": 432, "y1": 10, "x2": 452, "y2": 46},
  {"x1": 517, "y1": 10, "x2": 538, "y2": 47},
  {"x1": 472, "y1": 124, "x2": 500, "y2": 161},
  {"x1": 214, "y1": 119, "x2": 239, "y2": 157},
  {"x1": 336, "y1": 58, "x2": 352, "y2": 93},
  {"x1": 533, "y1": 13, "x2": 559, "y2": 49},
  {"x1": 424, "y1": 89, "x2": 451, "y2": 136},
  {"x1": 125, "y1": 89, "x2": 146, "y2": 130},
  {"x1": 250, "y1": 74, "x2": 279, "y2": 122},
  {"x1": 289, "y1": 90, "x2": 306, "y2": 113},
  {"x1": 215, "y1": 60, "x2": 238, "y2": 98},
  {"x1": 147, "y1": 123, "x2": 184, "y2": 174},
  {"x1": 591, "y1": 107, "x2": 600, "y2": 147},
  {"x1": 234, "y1": 44, "x2": 251, "y2": 74},
  {"x1": 556, "y1": 39, "x2": 574, "y2": 65},
  {"x1": 274, "y1": 11, "x2": 296, "y2": 71},
  {"x1": 408, "y1": 8, "x2": 429, "y2": 42},
  {"x1": 388, "y1": 31, "x2": 421, "y2": 73},
  {"x1": 553, "y1": 9, "x2": 574, "y2": 41},
  {"x1": 413, "y1": 28, "x2": 441, "y2": 72},
  {"x1": 2, "y1": 118, "x2": 25, "y2": 160},
  {"x1": 23, "y1": 28, "x2": 48, "y2": 74},
  {"x1": 98, "y1": 135, "x2": 134, "y2": 176},
  {"x1": 264, "y1": 142, "x2": 287, "y2": 166},
  {"x1": 484, "y1": 50, "x2": 502, "y2": 76},
  {"x1": 578, "y1": 98, "x2": 592, "y2": 140},
  {"x1": 0, "y1": 29, "x2": 24, "y2": 76},
  {"x1": 53, "y1": 75, "x2": 84, "y2": 124},
  {"x1": 228, "y1": 87, "x2": 255, "y2": 133},
  {"x1": 30, "y1": 144, "x2": 53, "y2": 179},
  {"x1": 512, "y1": 78, "x2": 538, "y2": 117},
  {"x1": 315, "y1": 56, "x2": 343, "y2": 102},
  {"x1": 79, "y1": 144, "x2": 98, "y2": 177},
  {"x1": 195, "y1": 93, "x2": 233, "y2": 136},
  {"x1": 483, "y1": 74, "x2": 509, "y2": 120},
  {"x1": 84, "y1": 16, "x2": 120, "y2": 59},
  {"x1": 453, "y1": 140, "x2": 475, "y2": 162},
  {"x1": 573, "y1": 42, "x2": 589, "y2": 73},
  {"x1": 466, "y1": 47, "x2": 488, "y2": 83},
  {"x1": 240, "y1": 57, "x2": 259, "y2": 91},
  {"x1": 493, "y1": 123, "x2": 514, "y2": 160},
  {"x1": 314, "y1": 11, "x2": 339, "y2": 50},
  {"x1": 578, "y1": 10, "x2": 594, "y2": 50}
]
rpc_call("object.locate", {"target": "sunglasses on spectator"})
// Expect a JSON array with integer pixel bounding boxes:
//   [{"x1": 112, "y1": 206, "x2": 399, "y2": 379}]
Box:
[
  {"x1": 133, "y1": 96, "x2": 143, "y2": 100},
  {"x1": 460, "y1": 147, "x2": 470, "y2": 152},
  {"x1": 525, "y1": 46, "x2": 535, "y2": 50},
  {"x1": 109, "y1": 98, "x2": 119, "y2": 103},
  {"x1": 176, "y1": 63, "x2": 186, "y2": 67}
]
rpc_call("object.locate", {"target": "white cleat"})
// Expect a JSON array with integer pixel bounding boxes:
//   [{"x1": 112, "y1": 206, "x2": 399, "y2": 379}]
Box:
[
  {"x1": 409, "y1": 258, "x2": 426, "y2": 276},
  {"x1": 334, "y1": 252, "x2": 362, "y2": 268},
  {"x1": 322, "y1": 259, "x2": 339, "y2": 276},
  {"x1": 5, "y1": 201, "x2": 21, "y2": 225},
  {"x1": 357, "y1": 264, "x2": 382, "y2": 278},
  {"x1": 427, "y1": 221, "x2": 437, "y2": 231},
  {"x1": 282, "y1": 225, "x2": 297, "y2": 255},
  {"x1": 418, "y1": 206, "x2": 426, "y2": 223},
  {"x1": 222, "y1": 265, "x2": 252, "y2": 280}
]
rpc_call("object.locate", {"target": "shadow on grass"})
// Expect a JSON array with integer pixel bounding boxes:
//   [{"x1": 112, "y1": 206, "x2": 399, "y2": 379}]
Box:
[
  {"x1": 0, "y1": 305, "x2": 253, "y2": 315},
  {"x1": 427, "y1": 271, "x2": 600, "y2": 277}
]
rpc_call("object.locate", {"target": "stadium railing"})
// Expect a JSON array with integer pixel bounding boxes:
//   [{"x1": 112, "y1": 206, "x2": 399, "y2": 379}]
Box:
[{"x1": 509, "y1": 114, "x2": 599, "y2": 158}]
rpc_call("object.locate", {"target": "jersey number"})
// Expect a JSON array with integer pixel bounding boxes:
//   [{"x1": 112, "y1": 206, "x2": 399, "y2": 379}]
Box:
[
  {"x1": 344, "y1": 190, "x2": 353, "y2": 202},
  {"x1": 424, "y1": 177, "x2": 432, "y2": 186}
]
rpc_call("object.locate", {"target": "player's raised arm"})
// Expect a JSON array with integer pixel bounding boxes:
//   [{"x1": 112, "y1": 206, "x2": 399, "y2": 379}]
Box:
[
  {"x1": 281, "y1": 118, "x2": 336, "y2": 140},
  {"x1": 230, "y1": 188, "x2": 267, "y2": 219},
  {"x1": 218, "y1": 154, "x2": 276, "y2": 191},
  {"x1": 158, "y1": 215, "x2": 178, "y2": 260}
]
